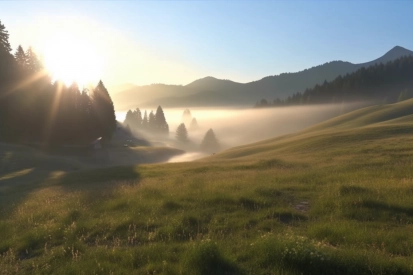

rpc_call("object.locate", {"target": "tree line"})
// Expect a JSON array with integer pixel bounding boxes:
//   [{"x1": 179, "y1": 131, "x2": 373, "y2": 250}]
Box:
[
  {"x1": 0, "y1": 20, "x2": 116, "y2": 145},
  {"x1": 124, "y1": 106, "x2": 169, "y2": 136},
  {"x1": 255, "y1": 55, "x2": 413, "y2": 108}
]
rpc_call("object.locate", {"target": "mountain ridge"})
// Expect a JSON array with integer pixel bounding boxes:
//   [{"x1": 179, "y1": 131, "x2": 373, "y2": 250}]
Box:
[{"x1": 112, "y1": 46, "x2": 413, "y2": 109}]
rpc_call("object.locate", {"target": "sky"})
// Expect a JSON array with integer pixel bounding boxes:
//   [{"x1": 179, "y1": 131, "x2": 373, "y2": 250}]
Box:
[{"x1": 2, "y1": 1, "x2": 413, "y2": 87}]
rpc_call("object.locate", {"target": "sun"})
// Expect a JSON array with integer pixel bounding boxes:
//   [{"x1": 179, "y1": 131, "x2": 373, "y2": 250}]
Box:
[{"x1": 41, "y1": 31, "x2": 104, "y2": 87}]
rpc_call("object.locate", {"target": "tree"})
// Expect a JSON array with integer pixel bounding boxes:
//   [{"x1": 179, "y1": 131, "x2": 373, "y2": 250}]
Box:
[
  {"x1": 200, "y1": 128, "x2": 220, "y2": 153},
  {"x1": 92, "y1": 80, "x2": 117, "y2": 139},
  {"x1": 14, "y1": 45, "x2": 26, "y2": 69},
  {"x1": 155, "y1": 105, "x2": 169, "y2": 135},
  {"x1": 0, "y1": 20, "x2": 14, "y2": 135},
  {"x1": 148, "y1": 110, "x2": 155, "y2": 130},
  {"x1": 182, "y1": 108, "x2": 192, "y2": 125},
  {"x1": 133, "y1": 108, "x2": 142, "y2": 128},
  {"x1": 175, "y1": 123, "x2": 189, "y2": 143},
  {"x1": 25, "y1": 47, "x2": 42, "y2": 73},
  {"x1": 0, "y1": 20, "x2": 11, "y2": 53},
  {"x1": 190, "y1": 118, "x2": 199, "y2": 130},
  {"x1": 124, "y1": 110, "x2": 133, "y2": 125}
]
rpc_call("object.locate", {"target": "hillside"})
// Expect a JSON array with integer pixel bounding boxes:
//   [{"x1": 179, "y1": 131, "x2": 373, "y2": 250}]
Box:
[
  {"x1": 113, "y1": 46, "x2": 413, "y2": 109},
  {"x1": 2, "y1": 100, "x2": 413, "y2": 274},
  {"x1": 211, "y1": 99, "x2": 413, "y2": 161}
]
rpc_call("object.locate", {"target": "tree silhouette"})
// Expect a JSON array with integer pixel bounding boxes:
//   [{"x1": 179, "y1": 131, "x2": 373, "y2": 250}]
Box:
[
  {"x1": 200, "y1": 128, "x2": 220, "y2": 153},
  {"x1": 134, "y1": 108, "x2": 143, "y2": 128},
  {"x1": 0, "y1": 22, "x2": 121, "y2": 145},
  {"x1": 25, "y1": 47, "x2": 42, "y2": 73},
  {"x1": 155, "y1": 105, "x2": 169, "y2": 135},
  {"x1": 148, "y1": 110, "x2": 155, "y2": 130},
  {"x1": 182, "y1": 108, "x2": 192, "y2": 125},
  {"x1": 124, "y1": 110, "x2": 133, "y2": 125},
  {"x1": 92, "y1": 80, "x2": 117, "y2": 140},
  {"x1": 0, "y1": 20, "x2": 11, "y2": 53},
  {"x1": 190, "y1": 118, "x2": 199, "y2": 130},
  {"x1": 175, "y1": 123, "x2": 189, "y2": 143},
  {"x1": 14, "y1": 45, "x2": 26, "y2": 69}
]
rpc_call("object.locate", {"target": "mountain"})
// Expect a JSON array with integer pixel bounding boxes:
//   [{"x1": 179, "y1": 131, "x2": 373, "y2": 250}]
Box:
[
  {"x1": 254, "y1": 54, "x2": 413, "y2": 107},
  {"x1": 112, "y1": 46, "x2": 413, "y2": 110},
  {"x1": 108, "y1": 83, "x2": 138, "y2": 95}
]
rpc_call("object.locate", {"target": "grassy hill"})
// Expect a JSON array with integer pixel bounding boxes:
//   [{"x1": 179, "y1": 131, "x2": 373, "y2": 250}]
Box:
[{"x1": 2, "y1": 100, "x2": 413, "y2": 274}]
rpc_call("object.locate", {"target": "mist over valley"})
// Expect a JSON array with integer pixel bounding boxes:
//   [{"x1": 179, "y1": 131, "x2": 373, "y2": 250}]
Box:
[
  {"x1": 117, "y1": 102, "x2": 367, "y2": 161},
  {"x1": 2, "y1": 2, "x2": 413, "y2": 274}
]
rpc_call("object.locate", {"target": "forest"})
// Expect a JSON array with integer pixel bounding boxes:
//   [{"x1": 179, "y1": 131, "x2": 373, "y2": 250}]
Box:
[
  {"x1": 0, "y1": 20, "x2": 116, "y2": 146},
  {"x1": 255, "y1": 55, "x2": 413, "y2": 108}
]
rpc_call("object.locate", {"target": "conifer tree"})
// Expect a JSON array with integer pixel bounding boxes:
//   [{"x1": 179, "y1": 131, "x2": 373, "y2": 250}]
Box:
[
  {"x1": 134, "y1": 108, "x2": 143, "y2": 128},
  {"x1": 175, "y1": 123, "x2": 189, "y2": 143},
  {"x1": 155, "y1": 105, "x2": 169, "y2": 135},
  {"x1": 182, "y1": 108, "x2": 192, "y2": 125},
  {"x1": 92, "y1": 80, "x2": 116, "y2": 139},
  {"x1": 124, "y1": 110, "x2": 133, "y2": 125},
  {"x1": 14, "y1": 45, "x2": 26, "y2": 69},
  {"x1": 0, "y1": 20, "x2": 11, "y2": 53},
  {"x1": 200, "y1": 128, "x2": 220, "y2": 153},
  {"x1": 148, "y1": 110, "x2": 155, "y2": 130},
  {"x1": 190, "y1": 118, "x2": 199, "y2": 130},
  {"x1": 25, "y1": 47, "x2": 42, "y2": 73}
]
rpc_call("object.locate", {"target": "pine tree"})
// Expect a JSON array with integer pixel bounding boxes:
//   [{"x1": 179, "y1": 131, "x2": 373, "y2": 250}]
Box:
[
  {"x1": 134, "y1": 108, "x2": 142, "y2": 128},
  {"x1": 175, "y1": 123, "x2": 189, "y2": 143},
  {"x1": 0, "y1": 21, "x2": 16, "y2": 137},
  {"x1": 124, "y1": 110, "x2": 133, "y2": 125},
  {"x1": 190, "y1": 118, "x2": 199, "y2": 130},
  {"x1": 155, "y1": 105, "x2": 169, "y2": 135},
  {"x1": 148, "y1": 110, "x2": 155, "y2": 131},
  {"x1": 0, "y1": 20, "x2": 11, "y2": 53},
  {"x1": 92, "y1": 80, "x2": 116, "y2": 139},
  {"x1": 200, "y1": 128, "x2": 220, "y2": 153},
  {"x1": 25, "y1": 47, "x2": 42, "y2": 73},
  {"x1": 182, "y1": 108, "x2": 192, "y2": 125},
  {"x1": 14, "y1": 45, "x2": 26, "y2": 69}
]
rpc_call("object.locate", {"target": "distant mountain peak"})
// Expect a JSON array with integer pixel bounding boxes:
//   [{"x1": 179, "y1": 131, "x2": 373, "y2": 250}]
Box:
[
  {"x1": 383, "y1": 45, "x2": 412, "y2": 56},
  {"x1": 185, "y1": 76, "x2": 241, "y2": 88},
  {"x1": 362, "y1": 45, "x2": 413, "y2": 67},
  {"x1": 389, "y1": 45, "x2": 407, "y2": 51}
]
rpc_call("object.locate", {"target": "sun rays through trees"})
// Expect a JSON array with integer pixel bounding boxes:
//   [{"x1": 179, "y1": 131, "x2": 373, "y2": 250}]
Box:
[{"x1": 0, "y1": 20, "x2": 116, "y2": 145}]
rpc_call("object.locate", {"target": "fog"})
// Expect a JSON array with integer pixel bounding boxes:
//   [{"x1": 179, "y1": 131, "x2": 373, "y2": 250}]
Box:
[{"x1": 116, "y1": 103, "x2": 367, "y2": 162}]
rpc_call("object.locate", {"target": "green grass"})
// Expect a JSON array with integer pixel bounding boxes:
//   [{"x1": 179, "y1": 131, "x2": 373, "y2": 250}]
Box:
[{"x1": 2, "y1": 100, "x2": 413, "y2": 274}]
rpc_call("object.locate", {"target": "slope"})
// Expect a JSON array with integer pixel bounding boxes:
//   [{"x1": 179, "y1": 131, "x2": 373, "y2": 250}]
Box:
[
  {"x1": 208, "y1": 99, "x2": 413, "y2": 161},
  {"x1": 2, "y1": 101, "x2": 413, "y2": 274}
]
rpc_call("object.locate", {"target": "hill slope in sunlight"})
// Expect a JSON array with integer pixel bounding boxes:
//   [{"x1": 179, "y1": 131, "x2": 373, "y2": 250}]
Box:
[
  {"x1": 207, "y1": 99, "x2": 413, "y2": 161},
  {"x1": 2, "y1": 100, "x2": 413, "y2": 274}
]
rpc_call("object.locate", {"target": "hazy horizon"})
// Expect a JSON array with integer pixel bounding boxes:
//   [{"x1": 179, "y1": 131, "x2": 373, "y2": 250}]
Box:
[{"x1": 3, "y1": 1, "x2": 413, "y2": 88}]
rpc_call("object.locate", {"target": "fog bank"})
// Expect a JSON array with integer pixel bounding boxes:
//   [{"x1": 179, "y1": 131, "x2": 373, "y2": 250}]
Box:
[{"x1": 116, "y1": 103, "x2": 367, "y2": 161}]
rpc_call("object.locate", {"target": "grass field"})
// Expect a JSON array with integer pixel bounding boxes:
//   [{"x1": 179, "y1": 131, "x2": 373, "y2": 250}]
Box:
[{"x1": 2, "y1": 100, "x2": 413, "y2": 274}]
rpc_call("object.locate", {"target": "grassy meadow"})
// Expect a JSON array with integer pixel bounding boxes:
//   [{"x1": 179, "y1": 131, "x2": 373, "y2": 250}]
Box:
[{"x1": 2, "y1": 100, "x2": 413, "y2": 274}]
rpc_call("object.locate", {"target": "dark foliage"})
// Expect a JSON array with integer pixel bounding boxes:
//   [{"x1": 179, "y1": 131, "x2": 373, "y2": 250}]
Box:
[
  {"x1": 124, "y1": 105, "x2": 169, "y2": 136},
  {"x1": 176, "y1": 123, "x2": 189, "y2": 143},
  {"x1": 255, "y1": 55, "x2": 413, "y2": 108},
  {"x1": 0, "y1": 20, "x2": 117, "y2": 145},
  {"x1": 200, "y1": 128, "x2": 220, "y2": 153}
]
